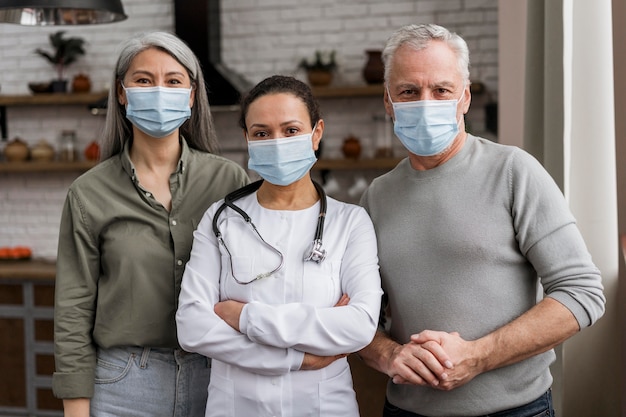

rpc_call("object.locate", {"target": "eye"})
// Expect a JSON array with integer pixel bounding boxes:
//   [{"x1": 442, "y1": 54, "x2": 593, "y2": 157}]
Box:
[
  {"x1": 285, "y1": 127, "x2": 300, "y2": 136},
  {"x1": 251, "y1": 130, "x2": 269, "y2": 139},
  {"x1": 135, "y1": 78, "x2": 151, "y2": 85}
]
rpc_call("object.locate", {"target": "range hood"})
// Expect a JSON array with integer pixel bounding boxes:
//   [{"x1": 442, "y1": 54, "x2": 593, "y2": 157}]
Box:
[{"x1": 174, "y1": 0, "x2": 251, "y2": 107}]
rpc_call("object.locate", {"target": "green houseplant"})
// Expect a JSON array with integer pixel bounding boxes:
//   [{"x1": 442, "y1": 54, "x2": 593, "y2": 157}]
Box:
[
  {"x1": 298, "y1": 50, "x2": 337, "y2": 87},
  {"x1": 35, "y1": 31, "x2": 86, "y2": 93}
]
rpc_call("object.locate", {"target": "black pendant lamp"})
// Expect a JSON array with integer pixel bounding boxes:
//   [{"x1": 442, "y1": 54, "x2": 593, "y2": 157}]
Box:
[{"x1": 0, "y1": 0, "x2": 127, "y2": 25}]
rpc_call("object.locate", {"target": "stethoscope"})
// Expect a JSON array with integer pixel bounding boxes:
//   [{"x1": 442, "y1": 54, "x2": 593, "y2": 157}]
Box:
[{"x1": 212, "y1": 179, "x2": 327, "y2": 285}]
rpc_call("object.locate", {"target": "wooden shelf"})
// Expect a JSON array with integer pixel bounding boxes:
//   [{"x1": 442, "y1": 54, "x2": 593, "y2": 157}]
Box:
[
  {"x1": 311, "y1": 84, "x2": 384, "y2": 98},
  {"x1": 0, "y1": 160, "x2": 96, "y2": 173},
  {"x1": 0, "y1": 91, "x2": 108, "y2": 106},
  {"x1": 313, "y1": 157, "x2": 402, "y2": 171}
]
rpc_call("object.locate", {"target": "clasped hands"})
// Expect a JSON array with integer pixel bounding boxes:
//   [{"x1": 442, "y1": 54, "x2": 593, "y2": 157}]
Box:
[{"x1": 387, "y1": 330, "x2": 483, "y2": 391}]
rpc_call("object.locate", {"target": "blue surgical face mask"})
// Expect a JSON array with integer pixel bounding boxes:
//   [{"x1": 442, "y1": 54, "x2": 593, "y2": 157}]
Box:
[
  {"x1": 388, "y1": 87, "x2": 464, "y2": 156},
  {"x1": 247, "y1": 127, "x2": 318, "y2": 186},
  {"x1": 123, "y1": 85, "x2": 192, "y2": 138}
]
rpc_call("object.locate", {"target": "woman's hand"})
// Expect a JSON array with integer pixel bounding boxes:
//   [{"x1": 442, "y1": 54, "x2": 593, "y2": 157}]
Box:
[
  {"x1": 214, "y1": 300, "x2": 245, "y2": 331},
  {"x1": 63, "y1": 398, "x2": 90, "y2": 417}
]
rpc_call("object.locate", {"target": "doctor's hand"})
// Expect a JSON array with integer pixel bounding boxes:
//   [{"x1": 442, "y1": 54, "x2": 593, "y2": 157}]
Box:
[
  {"x1": 214, "y1": 300, "x2": 245, "y2": 332},
  {"x1": 301, "y1": 352, "x2": 347, "y2": 370},
  {"x1": 410, "y1": 330, "x2": 480, "y2": 391}
]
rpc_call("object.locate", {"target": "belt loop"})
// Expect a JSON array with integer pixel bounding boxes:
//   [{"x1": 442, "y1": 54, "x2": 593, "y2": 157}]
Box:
[{"x1": 140, "y1": 347, "x2": 151, "y2": 369}]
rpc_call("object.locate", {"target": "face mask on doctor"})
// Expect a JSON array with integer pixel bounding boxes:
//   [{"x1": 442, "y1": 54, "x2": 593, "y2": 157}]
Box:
[
  {"x1": 247, "y1": 123, "x2": 318, "y2": 186},
  {"x1": 388, "y1": 87, "x2": 465, "y2": 156}
]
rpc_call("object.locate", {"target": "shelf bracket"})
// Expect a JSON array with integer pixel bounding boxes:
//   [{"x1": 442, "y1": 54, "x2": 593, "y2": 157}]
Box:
[{"x1": 0, "y1": 105, "x2": 6, "y2": 140}]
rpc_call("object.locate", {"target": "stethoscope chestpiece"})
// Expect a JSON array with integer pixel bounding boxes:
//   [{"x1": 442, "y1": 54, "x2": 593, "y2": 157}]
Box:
[{"x1": 304, "y1": 239, "x2": 326, "y2": 264}]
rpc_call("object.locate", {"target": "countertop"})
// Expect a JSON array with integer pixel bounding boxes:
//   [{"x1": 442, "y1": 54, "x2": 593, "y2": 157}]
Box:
[{"x1": 0, "y1": 258, "x2": 56, "y2": 281}]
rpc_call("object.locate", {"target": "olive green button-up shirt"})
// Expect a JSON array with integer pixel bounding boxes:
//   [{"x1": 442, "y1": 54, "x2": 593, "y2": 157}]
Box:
[{"x1": 53, "y1": 139, "x2": 249, "y2": 399}]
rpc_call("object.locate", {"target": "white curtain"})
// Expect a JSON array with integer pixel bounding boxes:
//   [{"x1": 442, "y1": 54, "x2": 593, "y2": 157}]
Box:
[{"x1": 500, "y1": 0, "x2": 620, "y2": 415}]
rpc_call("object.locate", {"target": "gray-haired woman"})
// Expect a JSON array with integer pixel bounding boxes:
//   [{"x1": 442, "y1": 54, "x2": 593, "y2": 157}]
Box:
[{"x1": 52, "y1": 31, "x2": 249, "y2": 417}]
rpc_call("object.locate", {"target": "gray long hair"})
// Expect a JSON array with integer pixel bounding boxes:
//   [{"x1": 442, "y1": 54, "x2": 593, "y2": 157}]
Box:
[
  {"x1": 382, "y1": 24, "x2": 470, "y2": 84},
  {"x1": 100, "y1": 31, "x2": 218, "y2": 159}
]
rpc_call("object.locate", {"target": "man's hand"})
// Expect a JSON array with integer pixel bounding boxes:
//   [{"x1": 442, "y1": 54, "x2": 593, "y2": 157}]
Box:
[
  {"x1": 411, "y1": 330, "x2": 481, "y2": 390},
  {"x1": 358, "y1": 331, "x2": 454, "y2": 388}
]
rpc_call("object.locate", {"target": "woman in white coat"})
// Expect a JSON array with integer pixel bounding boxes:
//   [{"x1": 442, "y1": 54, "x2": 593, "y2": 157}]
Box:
[{"x1": 176, "y1": 75, "x2": 383, "y2": 417}]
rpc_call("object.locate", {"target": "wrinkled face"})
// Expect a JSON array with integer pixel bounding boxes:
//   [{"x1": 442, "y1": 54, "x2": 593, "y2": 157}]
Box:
[
  {"x1": 385, "y1": 41, "x2": 470, "y2": 120},
  {"x1": 118, "y1": 48, "x2": 195, "y2": 108},
  {"x1": 244, "y1": 92, "x2": 322, "y2": 150}
]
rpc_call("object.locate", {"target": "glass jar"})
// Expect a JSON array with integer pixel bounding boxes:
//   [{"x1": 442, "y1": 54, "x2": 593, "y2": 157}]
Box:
[{"x1": 58, "y1": 130, "x2": 78, "y2": 162}]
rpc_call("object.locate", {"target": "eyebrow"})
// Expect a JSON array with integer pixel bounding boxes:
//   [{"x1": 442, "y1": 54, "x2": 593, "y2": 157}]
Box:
[{"x1": 129, "y1": 70, "x2": 186, "y2": 78}]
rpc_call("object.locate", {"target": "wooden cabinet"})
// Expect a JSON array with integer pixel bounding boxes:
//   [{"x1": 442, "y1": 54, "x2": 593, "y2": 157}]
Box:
[{"x1": 0, "y1": 260, "x2": 62, "y2": 416}]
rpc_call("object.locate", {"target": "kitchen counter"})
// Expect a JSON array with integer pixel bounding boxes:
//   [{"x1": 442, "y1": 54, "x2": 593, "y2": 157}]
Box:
[{"x1": 0, "y1": 258, "x2": 56, "y2": 281}]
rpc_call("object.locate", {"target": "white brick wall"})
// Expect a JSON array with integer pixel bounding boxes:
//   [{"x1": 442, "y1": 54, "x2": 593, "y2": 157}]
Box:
[{"x1": 0, "y1": 0, "x2": 498, "y2": 259}]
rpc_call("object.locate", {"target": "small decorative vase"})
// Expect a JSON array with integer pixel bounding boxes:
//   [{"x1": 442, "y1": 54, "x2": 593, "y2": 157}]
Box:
[
  {"x1": 4, "y1": 138, "x2": 30, "y2": 162},
  {"x1": 72, "y1": 74, "x2": 91, "y2": 93},
  {"x1": 307, "y1": 70, "x2": 333, "y2": 87},
  {"x1": 30, "y1": 140, "x2": 55, "y2": 162},
  {"x1": 342, "y1": 135, "x2": 362, "y2": 159},
  {"x1": 362, "y1": 50, "x2": 384, "y2": 85}
]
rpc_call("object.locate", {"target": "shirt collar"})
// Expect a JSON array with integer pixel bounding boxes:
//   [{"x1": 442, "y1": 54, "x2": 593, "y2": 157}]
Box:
[{"x1": 119, "y1": 137, "x2": 191, "y2": 182}]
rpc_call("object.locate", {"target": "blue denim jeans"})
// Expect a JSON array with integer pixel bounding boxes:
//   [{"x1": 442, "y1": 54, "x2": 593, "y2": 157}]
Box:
[
  {"x1": 382, "y1": 389, "x2": 554, "y2": 417},
  {"x1": 91, "y1": 346, "x2": 211, "y2": 417}
]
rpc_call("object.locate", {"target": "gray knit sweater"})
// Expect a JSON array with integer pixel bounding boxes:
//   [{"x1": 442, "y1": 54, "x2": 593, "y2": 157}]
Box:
[{"x1": 360, "y1": 134, "x2": 605, "y2": 416}]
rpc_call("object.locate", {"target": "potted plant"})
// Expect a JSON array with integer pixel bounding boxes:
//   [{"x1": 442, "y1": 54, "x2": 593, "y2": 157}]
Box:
[
  {"x1": 35, "y1": 31, "x2": 86, "y2": 93},
  {"x1": 298, "y1": 50, "x2": 337, "y2": 87}
]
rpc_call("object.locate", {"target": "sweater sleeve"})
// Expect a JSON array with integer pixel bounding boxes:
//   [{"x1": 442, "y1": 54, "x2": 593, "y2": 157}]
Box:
[
  {"x1": 238, "y1": 208, "x2": 382, "y2": 355},
  {"x1": 510, "y1": 149, "x2": 606, "y2": 328}
]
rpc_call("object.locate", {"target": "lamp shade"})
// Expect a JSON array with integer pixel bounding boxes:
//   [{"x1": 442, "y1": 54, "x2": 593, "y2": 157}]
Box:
[{"x1": 0, "y1": 0, "x2": 127, "y2": 25}]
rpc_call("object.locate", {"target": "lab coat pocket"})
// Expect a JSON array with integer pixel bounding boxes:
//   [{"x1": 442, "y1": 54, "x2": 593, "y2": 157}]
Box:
[
  {"x1": 206, "y1": 373, "x2": 235, "y2": 415},
  {"x1": 318, "y1": 365, "x2": 359, "y2": 416},
  {"x1": 302, "y1": 260, "x2": 341, "y2": 306}
]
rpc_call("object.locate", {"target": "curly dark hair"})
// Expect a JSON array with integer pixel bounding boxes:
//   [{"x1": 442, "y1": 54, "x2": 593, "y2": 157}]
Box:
[{"x1": 238, "y1": 75, "x2": 321, "y2": 131}]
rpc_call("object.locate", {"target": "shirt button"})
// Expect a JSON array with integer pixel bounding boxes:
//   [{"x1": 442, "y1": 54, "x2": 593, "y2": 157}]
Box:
[
  {"x1": 171, "y1": 220, "x2": 177, "y2": 226},
  {"x1": 177, "y1": 259, "x2": 183, "y2": 266},
  {"x1": 145, "y1": 192, "x2": 152, "y2": 198}
]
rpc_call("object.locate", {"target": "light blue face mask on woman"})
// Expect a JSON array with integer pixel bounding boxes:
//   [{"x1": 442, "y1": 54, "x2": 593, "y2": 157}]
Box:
[
  {"x1": 123, "y1": 85, "x2": 192, "y2": 138},
  {"x1": 247, "y1": 128, "x2": 318, "y2": 186},
  {"x1": 388, "y1": 88, "x2": 464, "y2": 156}
]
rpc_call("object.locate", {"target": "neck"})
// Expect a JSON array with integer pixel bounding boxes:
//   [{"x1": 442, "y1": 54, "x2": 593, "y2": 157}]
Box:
[
  {"x1": 129, "y1": 131, "x2": 181, "y2": 172},
  {"x1": 257, "y1": 176, "x2": 320, "y2": 210},
  {"x1": 408, "y1": 131, "x2": 467, "y2": 171}
]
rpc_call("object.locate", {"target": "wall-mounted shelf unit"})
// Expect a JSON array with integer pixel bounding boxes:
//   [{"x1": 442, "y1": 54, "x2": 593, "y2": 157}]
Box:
[
  {"x1": 0, "y1": 161, "x2": 97, "y2": 173},
  {"x1": 0, "y1": 92, "x2": 108, "y2": 140},
  {"x1": 310, "y1": 84, "x2": 384, "y2": 98},
  {"x1": 313, "y1": 157, "x2": 402, "y2": 171}
]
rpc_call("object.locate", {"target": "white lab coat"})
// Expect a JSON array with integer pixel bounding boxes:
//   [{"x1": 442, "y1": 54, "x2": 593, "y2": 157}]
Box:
[{"x1": 177, "y1": 192, "x2": 382, "y2": 417}]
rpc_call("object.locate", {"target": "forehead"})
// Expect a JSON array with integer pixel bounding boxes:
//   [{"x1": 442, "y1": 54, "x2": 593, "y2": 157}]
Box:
[
  {"x1": 246, "y1": 93, "x2": 310, "y2": 123},
  {"x1": 128, "y1": 48, "x2": 187, "y2": 75},
  {"x1": 390, "y1": 41, "x2": 462, "y2": 86}
]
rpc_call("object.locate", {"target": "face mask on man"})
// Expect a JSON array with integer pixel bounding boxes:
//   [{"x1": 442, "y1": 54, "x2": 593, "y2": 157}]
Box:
[
  {"x1": 123, "y1": 85, "x2": 192, "y2": 138},
  {"x1": 247, "y1": 126, "x2": 318, "y2": 186},
  {"x1": 388, "y1": 87, "x2": 465, "y2": 156}
]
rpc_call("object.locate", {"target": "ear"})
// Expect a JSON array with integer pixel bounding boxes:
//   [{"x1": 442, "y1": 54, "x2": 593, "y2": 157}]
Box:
[
  {"x1": 312, "y1": 119, "x2": 324, "y2": 151},
  {"x1": 117, "y1": 81, "x2": 126, "y2": 106},
  {"x1": 384, "y1": 84, "x2": 394, "y2": 120},
  {"x1": 189, "y1": 86, "x2": 196, "y2": 108},
  {"x1": 462, "y1": 85, "x2": 471, "y2": 115}
]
